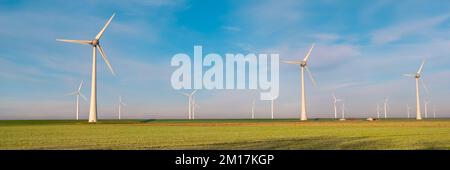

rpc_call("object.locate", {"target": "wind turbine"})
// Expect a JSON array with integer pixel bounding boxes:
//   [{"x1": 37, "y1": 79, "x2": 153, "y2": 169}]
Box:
[
  {"x1": 332, "y1": 94, "x2": 343, "y2": 119},
  {"x1": 341, "y1": 102, "x2": 345, "y2": 120},
  {"x1": 424, "y1": 100, "x2": 430, "y2": 119},
  {"x1": 118, "y1": 96, "x2": 126, "y2": 120},
  {"x1": 376, "y1": 103, "x2": 380, "y2": 119},
  {"x1": 383, "y1": 97, "x2": 389, "y2": 119},
  {"x1": 66, "y1": 80, "x2": 87, "y2": 120},
  {"x1": 283, "y1": 43, "x2": 317, "y2": 121},
  {"x1": 407, "y1": 104, "x2": 411, "y2": 119},
  {"x1": 192, "y1": 97, "x2": 198, "y2": 120},
  {"x1": 433, "y1": 105, "x2": 436, "y2": 119},
  {"x1": 403, "y1": 60, "x2": 426, "y2": 120},
  {"x1": 251, "y1": 100, "x2": 255, "y2": 119},
  {"x1": 271, "y1": 98, "x2": 274, "y2": 119},
  {"x1": 181, "y1": 90, "x2": 197, "y2": 120},
  {"x1": 57, "y1": 13, "x2": 117, "y2": 123}
]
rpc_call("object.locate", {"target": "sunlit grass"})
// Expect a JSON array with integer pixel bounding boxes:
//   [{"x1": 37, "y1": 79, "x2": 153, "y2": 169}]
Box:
[{"x1": 0, "y1": 119, "x2": 448, "y2": 150}]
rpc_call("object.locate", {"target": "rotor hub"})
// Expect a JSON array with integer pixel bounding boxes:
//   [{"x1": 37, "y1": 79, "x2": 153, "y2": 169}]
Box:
[
  {"x1": 415, "y1": 74, "x2": 420, "y2": 78},
  {"x1": 300, "y1": 62, "x2": 307, "y2": 67},
  {"x1": 91, "y1": 39, "x2": 99, "y2": 46}
]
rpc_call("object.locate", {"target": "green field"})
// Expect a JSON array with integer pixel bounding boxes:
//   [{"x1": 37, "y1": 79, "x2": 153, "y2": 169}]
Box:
[{"x1": 0, "y1": 119, "x2": 449, "y2": 150}]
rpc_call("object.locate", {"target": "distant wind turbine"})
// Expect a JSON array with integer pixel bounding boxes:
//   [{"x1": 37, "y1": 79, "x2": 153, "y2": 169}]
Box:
[
  {"x1": 283, "y1": 43, "x2": 317, "y2": 121},
  {"x1": 271, "y1": 98, "x2": 274, "y2": 119},
  {"x1": 66, "y1": 80, "x2": 87, "y2": 120},
  {"x1": 433, "y1": 105, "x2": 436, "y2": 119},
  {"x1": 424, "y1": 100, "x2": 430, "y2": 119},
  {"x1": 268, "y1": 94, "x2": 276, "y2": 119},
  {"x1": 383, "y1": 97, "x2": 389, "y2": 119},
  {"x1": 251, "y1": 100, "x2": 255, "y2": 119},
  {"x1": 407, "y1": 104, "x2": 411, "y2": 119},
  {"x1": 118, "y1": 96, "x2": 126, "y2": 120},
  {"x1": 341, "y1": 101, "x2": 345, "y2": 120},
  {"x1": 332, "y1": 94, "x2": 343, "y2": 119},
  {"x1": 403, "y1": 60, "x2": 426, "y2": 120},
  {"x1": 57, "y1": 13, "x2": 117, "y2": 123},
  {"x1": 181, "y1": 90, "x2": 197, "y2": 120},
  {"x1": 192, "y1": 97, "x2": 198, "y2": 120},
  {"x1": 376, "y1": 103, "x2": 380, "y2": 119}
]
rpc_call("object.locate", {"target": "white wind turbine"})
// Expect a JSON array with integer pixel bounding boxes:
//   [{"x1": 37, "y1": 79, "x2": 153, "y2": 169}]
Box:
[
  {"x1": 403, "y1": 60, "x2": 426, "y2": 120},
  {"x1": 267, "y1": 94, "x2": 276, "y2": 119},
  {"x1": 383, "y1": 97, "x2": 389, "y2": 119},
  {"x1": 57, "y1": 13, "x2": 117, "y2": 123},
  {"x1": 424, "y1": 100, "x2": 430, "y2": 119},
  {"x1": 407, "y1": 104, "x2": 411, "y2": 119},
  {"x1": 283, "y1": 43, "x2": 317, "y2": 121},
  {"x1": 181, "y1": 90, "x2": 197, "y2": 120},
  {"x1": 66, "y1": 80, "x2": 87, "y2": 120},
  {"x1": 433, "y1": 105, "x2": 436, "y2": 119},
  {"x1": 376, "y1": 103, "x2": 380, "y2": 119},
  {"x1": 251, "y1": 100, "x2": 255, "y2": 119},
  {"x1": 341, "y1": 101, "x2": 346, "y2": 120},
  {"x1": 192, "y1": 97, "x2": 198, "y2": 120},
  {"x1": 118, "y1": 96, "x2": 126, "y2": 120},
  {"x1": 332, "y1": 94, "x2": 343, "y2": 119},
  {"x1": 271, "y1": 98, "x2": 274, "y2": 119}
]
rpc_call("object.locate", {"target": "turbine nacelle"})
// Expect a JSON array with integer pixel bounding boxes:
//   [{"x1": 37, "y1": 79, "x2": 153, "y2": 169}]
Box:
[
  {"x1": 300, "y1": 61, "x2": 307, "y2": 67},
  {"x1": 91, "y1": 39, "x2": 99, "y2": 46}
]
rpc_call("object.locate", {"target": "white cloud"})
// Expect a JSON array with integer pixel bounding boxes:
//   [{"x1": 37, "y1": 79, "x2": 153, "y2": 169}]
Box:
[{"x1": 371, "y1": 14, "x2": 450, "y2": 44}]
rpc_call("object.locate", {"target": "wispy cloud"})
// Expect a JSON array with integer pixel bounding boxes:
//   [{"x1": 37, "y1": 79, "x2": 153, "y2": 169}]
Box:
[{"x1": 371, "y1": 14, "x2": 450, "y2": 44}]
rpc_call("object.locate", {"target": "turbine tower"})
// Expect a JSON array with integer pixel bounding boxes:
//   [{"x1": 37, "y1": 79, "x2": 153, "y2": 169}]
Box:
[
  {"x1": 192, "y1": 97, "x2": 198, "y2": 120},
  {"x1": 403, "y1": 60, "x2": 426, "y2": 120},
  {"x1": 181, "y1": 90, "x2": 197, "y2": 120},
  {"x1": 332, "y1": 94, "x2": 342, "y2": 119},
  {"x1": 271, "y1": 98, "x2": 274, "y2": 119},
  {"x1": 283, "y1": 43, "x2": 317, "y2": 121},
  {"x1": 383, "y1": 98, "x2": 388, "y2": 119},
  {"x1": 57, "y1": 13, "x2": 117, "y2": 123},
  {"x1": 376, "y1": 103, "x2": 380, "y2": 119},
  {"x1": 407, "y1": 104, "x2": 411, "y2": 118},
  {"x1": 66, "y1": 80, "x2": 87, "y2": 120},
  {"x1": 424, "y1": 100, "x2": 430, "y2": 119},
  {"x1": 433, "y1": 105, "x2": 436, "y2": 119},
  {"x1": 118, "y1": 96, "x2": 126, "y2": 120},
  {"x1": 251, "y1": 100, "x2": 255, "y2": 119},
  {"x1": 341, "y1": 102, "x2": 345, "y2": 120}
]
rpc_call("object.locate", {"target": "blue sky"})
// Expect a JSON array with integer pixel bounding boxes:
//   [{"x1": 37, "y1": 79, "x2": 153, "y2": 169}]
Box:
[{"x1": 1, "y1": 0, "x2": 450, "y2": 119}]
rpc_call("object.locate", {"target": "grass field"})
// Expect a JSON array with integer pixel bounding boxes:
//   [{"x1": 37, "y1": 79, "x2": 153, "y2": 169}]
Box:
[{"x1": 0, "y1": 119, "x2": 449, "y2": 150}]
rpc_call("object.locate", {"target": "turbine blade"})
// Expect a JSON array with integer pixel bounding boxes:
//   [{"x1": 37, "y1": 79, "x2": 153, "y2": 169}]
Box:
[
  {"x1": 180, "y1": 92, "x2": 190, "y2": 97},
  {"x1": 417, "y1": 60, "x2": 425, "y2": 74},
  {"x1": 97, "y1": 45, "x2": 116, "y2": 76},
  {"x1": 305, "y1": 66, "x2": 317, "y2": 86},
  {"x1": 303, "y1": 43, "x2": 315, "y2": 61},
  {"x1": 56, "y1": 39, "x2": 91, "y2": 45},
  {"x1": 80, "y1": 93, "x2": 87, "y2": 101},
  {"x1": 191, "y1": 89, "x2": 198, "y2": 95},
  {"x1": 78, "y1": 80, "x2": 83, "y2": 92},
  {"x1": 95, "y1": 13, "x2": 115, "y2": 40},
  {"x1": 420, "y1": 78, "x2": 430, "y2": 96},
  {"x1": 65, "y1": 91, "x2": 77, "y2": 96},
  {"x1": 332, "y1": 93, "x2": 337, "y2": 101},
  {"x1": 402, "y1": 74, "x2": 415, "y2": 77},
  {"x1": 281, "y1": 60, "x2": 302, "y2": 65}
]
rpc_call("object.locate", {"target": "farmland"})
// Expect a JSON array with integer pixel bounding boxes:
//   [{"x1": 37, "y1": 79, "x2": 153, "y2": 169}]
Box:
[{"x1": 0, "y1": 119, "x2": 449, "y2": 150}]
